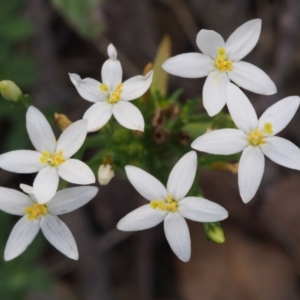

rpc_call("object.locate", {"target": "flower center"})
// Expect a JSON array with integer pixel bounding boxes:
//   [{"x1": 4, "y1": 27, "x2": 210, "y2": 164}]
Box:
[
  {"x1": 248, "y1": 123, "x2": 273, "y2": 146},
  {"x1": 25, "y1": 203, "x2": 47, "y2": 220},
  {"x1": 215, "y1": 48, "x2": 233, "y2": 73},
  {"x1": 39, "y1": 150, "x2": 66, "y2": 166},
  {"x1": 150, "y1": 194, "x2": 178, "y2": 212},
  {"x1": 100, "y1": 83, "x2": 123, "y2": 104}
]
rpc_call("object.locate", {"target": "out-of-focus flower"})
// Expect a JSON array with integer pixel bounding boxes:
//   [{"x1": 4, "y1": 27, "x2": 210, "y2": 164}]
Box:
[
  {"x1": 192, "y1": 83, "x2": 300, "y2": 203},
  {"x1": 117, "y1": 151, "x2": 228, "y2": 262},
  {"x1": 162, "y1": 19, "x2": 277, "y2": 116},
  {"x1": 0, "y1": 80, "x2": 22, "y2": 102},
  {"x1": 98, "y1": 164, "x2": 114, "y2": 185},
  {"x1": 0, "y1": 184, "x2": 98, "y2": 261},
  {"x1": 69, "y1": 44, "x2": 153, "y2": 132}
]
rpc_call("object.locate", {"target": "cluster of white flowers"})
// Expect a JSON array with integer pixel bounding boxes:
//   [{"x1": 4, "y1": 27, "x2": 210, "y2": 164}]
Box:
[{"x1": 0, "y1": 18, "x2": 299, "y2": 262}]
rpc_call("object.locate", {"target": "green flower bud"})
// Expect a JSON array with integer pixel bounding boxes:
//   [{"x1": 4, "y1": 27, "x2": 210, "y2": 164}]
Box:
[
  {"x1": 0, "y1": 80, "x2": 22, "y2": 102},
  {"x1": 204, "y1": 222, "x2": 225, "y2": 244}
]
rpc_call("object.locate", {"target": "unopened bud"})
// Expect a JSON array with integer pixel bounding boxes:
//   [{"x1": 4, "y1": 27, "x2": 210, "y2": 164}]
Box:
[
  {"x1": 211, "y1": 162, "x2": 239, "y2": 174},
  {"x1": 98, "y1": 164, "x2": 114, "y2": 185},
  {"x1": 54, "y1": 113, "x2": 72, "y2": 131},
  {"x1": 204, "y1": 222, "x2": 225, "y2": 244},
  {"x1": 0, "y1": 80, "x2": 22, "y2": 101}
]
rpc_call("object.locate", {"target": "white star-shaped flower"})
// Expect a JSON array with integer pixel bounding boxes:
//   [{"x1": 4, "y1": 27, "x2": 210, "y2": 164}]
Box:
[
  {"x1": 192, "y1": 83, "x2": 300, "y2": 203},
  {"x1": 69, "y1": 44, "x2": 153, "y2": 132},
  {"x1": 117, "y1": 151, "x2": 228, "y2": 262},
  {"x1": 0, "y1": 106, "x2": 95, "y2": 203},
  {"x1": 162, "y1": 19, "x2": 277, "y2": 116},
  {"x1": 0, "y1": 184, "x2": 98, "y2": 261}
]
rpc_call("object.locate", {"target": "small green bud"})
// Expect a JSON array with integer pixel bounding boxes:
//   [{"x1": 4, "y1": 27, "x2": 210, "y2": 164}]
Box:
[
  {"x1": 0, "y1": 80, "x2": 22, "y2": 102},
  {"x1": 204, "y1": 222, "x2": 225, "y2": 244}
]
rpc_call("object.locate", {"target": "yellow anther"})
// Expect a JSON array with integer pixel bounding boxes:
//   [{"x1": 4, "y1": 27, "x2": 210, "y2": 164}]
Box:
[
  {"x1": 150, "y1": 194, "x2": 178, "y2": 212},
  {"x1": 39, "y1": 150, "x2": 66, "y2": 166},
  {"x1": 25, "y1": 203, "x2": 47, "y2": 220},
  {"x1": 100, "y1": 84, "x2": 109, "y2": 92},
  {"x1": 108, "y1": 83, "x2": 123, "y2": 104},
  {"x1": 248, "y1": 128, "x2": 266, "y2": 146},
  {"x1": 215, "y1": 48, "x2": 233, "y2": 73},
  {"x1": 263, "y1": 122, "x2": 273, "y2": 135}
]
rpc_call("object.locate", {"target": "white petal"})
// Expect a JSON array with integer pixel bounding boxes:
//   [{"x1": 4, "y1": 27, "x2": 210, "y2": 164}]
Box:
[
  {"x1": 226, "y1": 19, "x2": 262, "y2": 61},
  {"x1": 47, "y1": 186, "x2": 98, "y2": 215},
  {"x1": 228, "y1": 61, "x2": 277, "y2": 95},
  {"x1": 26, "y1": 106, "x2": 56, "y2": 153},
  {"x1": 121, "y1": 71, "x2": 153, "y2": 101},
  {"x1": 57, "y1": 159, "x2": 95, "y2": 185},
  {"x1": 196, "y1": 29, "x2": 225, "y2": 59},
  {"x1": 101, "y1": 44, "x2": 122, "y2": 90},
  {"x1": 261, "y1": 137, "x2": 300, "y2": 170},
  {"x1": 4, "y1": 216, "x2": 40, "y2": 261},
  {"x1": 125, "y1": 165, "x2": 167, "y2": 201},
  {"x1": 33, "y1": 167, "x2": 59, "y2": 204},
  {"x1": 0, "y1": 187, "x2": 32, "y2": 215},
  {"x1": 69, "y1": 73, "x2": 106, "y2": 102},
  {"x1": 226, "y1": 83, "x2": 258, "y2": 132},
  {"x1": 238, "y1": 146, "x2": 265, "y2": 203},
  {"x1": 203, "y1": 71, "x2": 229, "y2": 116},
  {"x1": 164, "y1": 213, "x2": 191, "y2": 262},
  {"x1": 162, "y1": 53, "x2": 214, "y2": 78},
  {"x1": 20, "y1": 184, "x2": 33, "y2": 195},
  {"x1": 179, "y1": 197, "x2": 228, "y2": 222},
  {"x1": 83, "y1": 102, "x2": 113, "y2": 132},
  {"x1": 191, "y1": 129, "x2": 248, "y2": 155},
  {"x1": 0, "y1": 150, "x2": 43, "y2": 173},
  {"x1": 56, "y1": 119, "x2": 88, "y2": 159},
  {"x1": 258, "y1": 96, "x2": 300, "y2": 136},
  {"x1": 113, "y1": 101, "x2": 144, "y2": 131},
  {"x1": 40, "y1": 214, "x2": 78, "y2": 260},
  {"x1": 167, "y1": 151, "x2": 197, "y2": 201},
  {"x1": 117, "y1": 204, "x2": 166, "y2": 231}
]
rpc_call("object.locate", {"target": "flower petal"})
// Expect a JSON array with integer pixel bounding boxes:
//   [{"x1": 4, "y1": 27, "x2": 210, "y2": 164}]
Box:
[
  {"x1": 226, "y1": 83, "x2": 258, "y2": 132},
  {"x1": 125, "y1": 165, "x2": 167, "y2": 201},
  {"x1": 164, "y1": 213, "x2": 191, "y2": 262},
  {"x1": 113, "y1": 101, "x2": 144, "y2": 131},
  {"x1": 33, "y1": 167, "x2": 59, "y2": 204},
  {"x1": 56, "y1": 120, "x2": 88, "y2": 159},
  {"x1": 203, "y1": 71, "x2": 229, "y2": 116},
  {"x1": 191, "y1": 129, "x2": 248, "y2": 155},
  {"x1": 101, "y1": 44, "x2": 122, "y2": 90},
  {"x1": 228, "y1": 61, "x2": 277, "y2": 95},
  {"x1": 167, "y1": 151, "x2": 197, "y2": 201},
  {"x1": 121, "y1": 71, "x2": 153, "y2": 101},
  {"x1": 0, "y1": 150, "x2": 43, "y2": 173},
  {"x1": 26, "y1": 106, "x2": 56, "y2": 153},
  {"x1": 57, "y1": 159, "x2": 95, "y2": 185},
  {"x1": 258, "y1": 96, "x2": 300, "y2": 136},
  {"x1": 4, "y1": 215, "x2": 40, "y2": 261},
  {"x1": 196, "y1": 30, "x2": 225, "y2": 59},
  {"x1": 47, "y1": 186, "x2": 98, "y2": 215},
  {"x1": 162, "y1": 53, "x2": 214, "y2": 78},
  {"x1": 0, "y1": 187, "x2": 32, "y2": 215},
  {"x1": 261, "y1": 137, "x2": 300, "y2": 170},
  {"x1": 238, "y1": 146, "x2": 265, "y2": 203},
  {"x1": 226, "y1": 19, "x2": 262, "y2": 61},
  {"x1": 20, "y1": 184, "x2": 33, "y2": 195},
  {"x1": 69, "y1": 73, "x2": 106, "y2": 102},
  {"x1": 40, "y1": 214, "x2": 78, "y2": 260},
  {"x1": 83, "y1": 102, "x2": 113, "y2": 132},
  {"x1": 179, "y1": 197, "x2": 228, "y2": 222},
  {"x1": 117, "y1": 204, "x2": 166, "y2": 231}
]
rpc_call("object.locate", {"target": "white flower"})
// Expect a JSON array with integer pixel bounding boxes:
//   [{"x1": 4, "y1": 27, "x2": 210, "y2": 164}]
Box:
[
  {"x1": 0, "y1": 184, "x2": 98, "y2": 261},
  {"x1": 98, "y1": 164, "x2": 115, "y2": 185},
  {"x1": 117, "y1": 151, "x2": 228, "y2": 262},
  {"x1": 162, "y1": 19, "x2": 277, "y2": 116},
  {"x1": 69, "y1": 44, "x2": 153, "y2": 132},
  {"x1": 0, "y1": 106, "x2": 95, "y2": 203},
  {"x1": 191, "y1": 83, "x2": 300, "y2": 203}
]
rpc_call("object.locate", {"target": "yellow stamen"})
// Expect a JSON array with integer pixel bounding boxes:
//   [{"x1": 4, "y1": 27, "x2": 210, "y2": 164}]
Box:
[
  {"x1": 100, "y1": 84, "x2": 109, "y2": 92},
  {"x1": 108, "y1": 83, "x2": 123, "y2": 104},
  {"x1": 215, "y1": 48, "x2": 233, "y2": 73},
  {"x1": 263, "y1": 122, "x2": 273, "y2": 135},
  {"x1": 248, "y1": 129, "x2": 266, "y2": 146},
  {"x1": 150, "y1": 194, "x2": 178, "y2": 212},
  {"x1": 25, "y1": 203, "x2": 47, "y2": 220},
  {"x1": 39, "y1": 150, "x2": 66, "y2": 166}
]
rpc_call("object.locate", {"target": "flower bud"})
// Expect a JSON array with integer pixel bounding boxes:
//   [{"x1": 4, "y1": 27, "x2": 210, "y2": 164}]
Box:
[
  {"x1": 98, "y1": 164, "x2": 114, "y2": 185},
  {"x1": 0, "y1": 80, "x2": 22, "y2": 102},
  {"x1": 54, "y1": 113, "x2": 72, "y2": 131},
  {"x1": 204, "y1": 222, "x2": 225, "y2": 244}
]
